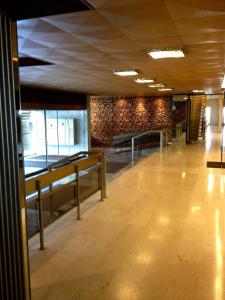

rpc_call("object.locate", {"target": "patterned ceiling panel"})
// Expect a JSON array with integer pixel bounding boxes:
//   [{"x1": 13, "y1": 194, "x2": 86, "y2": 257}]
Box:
[{"x1": 17, "y1": 0, "x2": 225, "y2": 95}]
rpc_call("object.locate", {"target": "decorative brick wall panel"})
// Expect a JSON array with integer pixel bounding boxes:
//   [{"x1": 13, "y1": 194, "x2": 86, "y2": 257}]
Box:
[{"x1": 90, "y1": 96, "x2": 172, "y2": 146}]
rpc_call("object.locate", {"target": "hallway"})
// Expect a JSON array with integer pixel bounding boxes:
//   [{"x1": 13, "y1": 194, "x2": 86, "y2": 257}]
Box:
[{"x1": 30, "y1": 127, "x2": 225, "y2": 300}]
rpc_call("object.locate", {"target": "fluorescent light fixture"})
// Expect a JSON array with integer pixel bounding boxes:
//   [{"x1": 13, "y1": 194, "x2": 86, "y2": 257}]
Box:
[
  {"x1": 193, "y1": 89, "x2": 205, "y2": 93},
  {"x1": 148, "y1": 48, "x2": 185, "y2": 59},
  {"x1": 158, "y1": 88, "x2": 172, "y2": 91},
  {"x1": 113, "y1": 70, "x2": 138, "y2": 76},
  {"x1": 221, "y1": 74, "x2": 225, "y2": 89},
  {"x1": 149, "y1": 83, "x2": 165, "y2": 88},
  {"x1": 135, "y1": 78, "x2": 154, "y2": 83}
]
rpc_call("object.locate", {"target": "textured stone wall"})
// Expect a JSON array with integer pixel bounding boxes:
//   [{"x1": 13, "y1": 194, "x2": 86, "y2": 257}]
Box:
[{"x1": 90, "y1": 96, "x2": 172, "y2": 146}]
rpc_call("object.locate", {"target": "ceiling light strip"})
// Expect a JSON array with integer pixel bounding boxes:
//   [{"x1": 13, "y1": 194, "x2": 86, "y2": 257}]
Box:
[
  {"x1": 148, "y1": 48, "x2": 185, "y2": 59},
  {"x1": 135, "y1": 78, "x2": 154, "y2": 83},
  {"x1": 193, "y1": 89, "x2": 205, "y2": 93},
  {"x1": 149, "y1": 83, "x2": 165, "y2": 88},
  {"x1": 113, "y1": 70, "x2": 138, "y2": 76},
  {"x1": 158, "y1": 88, "x2": 172, "y2": 91},
  {"x1": 221, "y1": 74, "x2": 225, "y2": 89}
]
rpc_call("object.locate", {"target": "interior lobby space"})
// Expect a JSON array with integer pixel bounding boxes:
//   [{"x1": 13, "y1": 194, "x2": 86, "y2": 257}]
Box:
[
  {"x1": 1, "y1": 1, "x2": 225, "y2": 300},
  {"x1": 29, "y1": 126, "x2": 225, "y2": 300}
]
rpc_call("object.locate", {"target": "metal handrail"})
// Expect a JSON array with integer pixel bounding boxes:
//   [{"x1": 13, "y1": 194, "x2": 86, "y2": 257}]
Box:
[
  {"x1": 25, "y1": 151, "x2": 106, "y2": 250},
  {"x1": 25, "y1": 151, "x2": 92, "y2": 179},
  {"x1": 131, "y1": 128, "x2": 170, "y2": 164}
]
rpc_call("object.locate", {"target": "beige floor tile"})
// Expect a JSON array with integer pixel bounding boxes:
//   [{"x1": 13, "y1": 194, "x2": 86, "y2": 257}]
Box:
[{"x1": 30, "y1": 126, "x2": 225, "y2": 300}]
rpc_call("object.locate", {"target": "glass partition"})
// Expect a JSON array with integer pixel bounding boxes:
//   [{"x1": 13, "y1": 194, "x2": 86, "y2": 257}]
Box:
[
  {"x1": 26, "y1": 168, "x2": 100, "y2": 238},
  {"x1": 46, "y1": 110, "x2": 58, "y2": 158},
  {"x1": 25, "y1": 151, "x2": 105, "y2": 243},
  {"x1": 21, "y1": 110, "x2": 47, "y2": 174},
  {"x1": 57, "y1": 110, "x2": 88, "y2": 156},
  {"x1": 22, "y1": 109, "x2": 88, "y2": 175}
]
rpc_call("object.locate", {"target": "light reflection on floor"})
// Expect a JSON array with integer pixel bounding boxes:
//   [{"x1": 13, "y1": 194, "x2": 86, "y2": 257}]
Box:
[
  {"x1": 29, "y1": 125, "x2": 225, "y2": 300},
  {"x1": 215, "y1": 209, "x2": 222, "y2": 300}
]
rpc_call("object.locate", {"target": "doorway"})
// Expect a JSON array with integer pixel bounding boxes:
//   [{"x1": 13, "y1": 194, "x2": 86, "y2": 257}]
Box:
[{"x1": 172, "y1": 96, "x2": 187, "y2": 145}]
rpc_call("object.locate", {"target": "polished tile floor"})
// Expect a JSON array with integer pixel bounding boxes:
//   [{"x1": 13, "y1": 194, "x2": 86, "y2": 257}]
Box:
[{"x1": 29, "y1": 126, "x2": 225, "y2": 300}]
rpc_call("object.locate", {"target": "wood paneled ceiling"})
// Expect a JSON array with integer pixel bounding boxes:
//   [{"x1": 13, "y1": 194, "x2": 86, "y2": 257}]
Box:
[{"x1": 17, "y1": 0, "x2": 225, "y2": 96}]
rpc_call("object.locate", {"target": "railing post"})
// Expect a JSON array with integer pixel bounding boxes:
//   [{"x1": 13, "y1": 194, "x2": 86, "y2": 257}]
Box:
[
  {"x1": 48, "y1": 166, "x2": 54, "y2": 216},
  {"x1": 100, "y1": 152, "x2": 107, "y2": 200},
  {"x1": 37, "y1": 180, "x2": 44, "y2": 250},
  {"x1": 160, "y1": 132, "x2": 163, "y2": 151},
  {"x1": 132, "y1": 138, "x2": 135, "y2": 164},
  {"x1": 48, "y1": 166, "x2": 53, "y2": 191},
  {"x1": 75, "y1": 166, "x2": 81, "y2": 220}
]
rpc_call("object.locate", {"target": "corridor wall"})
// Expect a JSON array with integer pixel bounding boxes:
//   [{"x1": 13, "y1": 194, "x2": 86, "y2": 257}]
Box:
[{"x1": 90, "y1": 96, "x2": 172, "y2": 146}]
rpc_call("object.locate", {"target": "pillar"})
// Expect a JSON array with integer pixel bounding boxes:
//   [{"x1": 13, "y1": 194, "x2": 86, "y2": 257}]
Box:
[
  {"x1": 0, "y1": 12, "x2": 30, "y2": 300},
  {"x1": 218, "y1": 95, "x2": 223, "y2": 132}
]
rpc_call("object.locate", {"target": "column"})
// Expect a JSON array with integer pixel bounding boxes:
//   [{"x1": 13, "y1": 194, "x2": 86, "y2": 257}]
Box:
[
  {"x1": 0, "y1": 12, "x2": 30, "y2": 300},
  {"x1": 218, "y1": 95, "x2": 223, "y2": 132}
]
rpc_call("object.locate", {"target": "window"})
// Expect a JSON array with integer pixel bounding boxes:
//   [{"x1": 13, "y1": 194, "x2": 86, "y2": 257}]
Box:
[{"x1": 22, "y1": 109, "x2": 88, "y2": 175}]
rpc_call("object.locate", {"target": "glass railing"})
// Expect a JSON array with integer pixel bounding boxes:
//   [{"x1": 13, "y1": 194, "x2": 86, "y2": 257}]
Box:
[
  {"x1": 131, "y1": 128, "x2": 170, "y2": 164},
  {"x1": 108, "y1": 128, "x2": 171, "y2": 171},
  {"x1": 25, "y1": 151, "x2": 106, "y2": 249}
]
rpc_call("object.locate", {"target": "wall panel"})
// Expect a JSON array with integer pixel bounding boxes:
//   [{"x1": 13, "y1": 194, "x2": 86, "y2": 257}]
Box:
[{"x1": 90, "y1": 96, "x2": 172, "y2": 146}]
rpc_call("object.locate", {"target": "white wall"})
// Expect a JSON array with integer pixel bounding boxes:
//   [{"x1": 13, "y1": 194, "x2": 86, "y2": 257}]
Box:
[{"x1": 207, "y1": 98, "x2": 219, "y2": 126}]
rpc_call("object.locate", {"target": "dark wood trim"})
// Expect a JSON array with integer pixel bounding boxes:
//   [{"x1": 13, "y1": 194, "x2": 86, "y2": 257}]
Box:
[
  {"x1": 0, "y1": 2, "x2": 16, "y2": 19},
  {"x1": 22, "y1": 102, "x2": 86, "y2": 110},
  {"x1": 20, "y1": 86, "x2": 87, "y2": 110},
  {"x1": 1, "y1": 0, "x2": 94, "y2": 20}
]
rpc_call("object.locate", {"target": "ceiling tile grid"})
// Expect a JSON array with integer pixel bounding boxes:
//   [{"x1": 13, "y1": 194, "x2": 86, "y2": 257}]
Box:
[{"x1": 17, "y1": 0, "x2": 225, "y2": 95}]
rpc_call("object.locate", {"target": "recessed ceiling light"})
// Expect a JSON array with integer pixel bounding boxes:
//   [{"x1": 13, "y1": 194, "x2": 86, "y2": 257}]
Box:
[
  {"x1": 158, "y1": 88, "x2": 172, "y2": 91},
  {"x1": 221, "y1": 74, "x2": 225, "y2": 89},
  {"x1": 193, "y1": 89, "x2": 205, "y2": 93},
  {"x1": 148, "y1": 48, "x2": 185, "y2": 59},
  {"x1": 149, "y1": 83, "x2": 165, "y2": 88},
  {"x1": 135, "y1": 78, "x2": 154, "y2": 83},
  {"x1": 113, "y1": 70, "x2": 138, "y2": 76}
]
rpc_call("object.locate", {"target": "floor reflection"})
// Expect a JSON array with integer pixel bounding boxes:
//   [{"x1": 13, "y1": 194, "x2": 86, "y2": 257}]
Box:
[{"x1": 215, "y1": 209, "x2": 223, "y2": 300}]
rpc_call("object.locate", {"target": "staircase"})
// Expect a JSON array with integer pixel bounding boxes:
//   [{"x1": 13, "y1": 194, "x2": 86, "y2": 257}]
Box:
[{"x1": 190, "y1": 96, "x2": 206, "y2": 142}]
